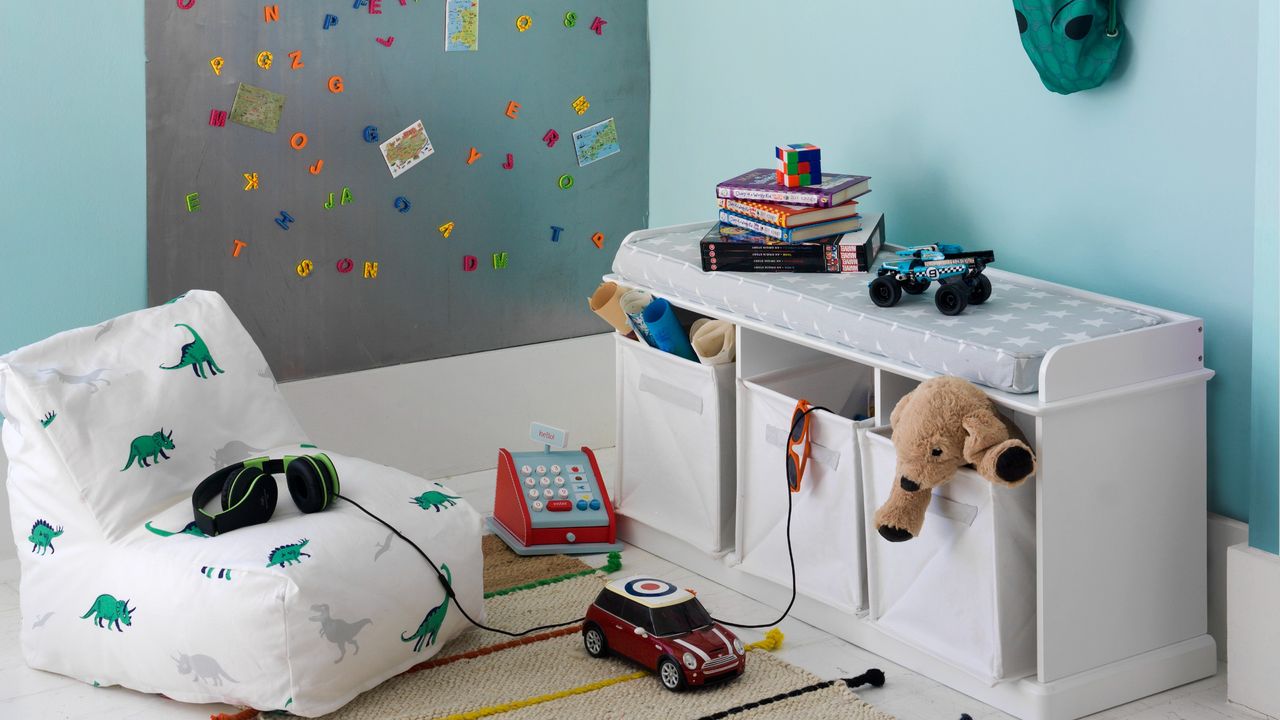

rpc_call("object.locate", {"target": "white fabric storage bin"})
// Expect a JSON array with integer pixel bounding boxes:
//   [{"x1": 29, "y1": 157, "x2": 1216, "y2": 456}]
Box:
[
  {"x1": 615, "y1": 334, "x2": 736, "y2": 554},
  {"x1": 733, "y1": 360, "x2": 875, "y2": 614},
  {"x1": 861, "y1": 424, "x2": 1036, "y2": 685}
]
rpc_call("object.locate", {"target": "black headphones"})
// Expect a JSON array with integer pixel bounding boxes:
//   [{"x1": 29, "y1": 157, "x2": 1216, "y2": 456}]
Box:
[{"x1": 192, "y1": 453, "x2": 340, "y2": 536}]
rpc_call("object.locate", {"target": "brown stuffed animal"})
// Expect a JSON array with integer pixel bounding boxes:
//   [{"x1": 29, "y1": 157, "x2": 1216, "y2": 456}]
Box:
[{"x1": 874, "y1": 376, "x2": 1036, "y2": 542}]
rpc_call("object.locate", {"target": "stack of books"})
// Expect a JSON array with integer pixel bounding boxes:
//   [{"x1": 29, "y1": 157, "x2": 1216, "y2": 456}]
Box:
[{"x1": 701, "y1": 152, "x2": 878, "y2": 274}]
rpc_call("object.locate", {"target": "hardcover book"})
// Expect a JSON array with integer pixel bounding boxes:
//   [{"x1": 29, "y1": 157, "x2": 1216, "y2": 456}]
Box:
[
  {"x1": 717, "y1": 209, "x2": 863, "y2": 243},
  {"x1": 717, "y1": 198, "x2": 859, "y2": 228},
  {"x1": 700, "y1": 213, "x2": 884, "y2": 274},
  {"x1": 715, "y1": 169, "x2": 871, "y2": 208}
]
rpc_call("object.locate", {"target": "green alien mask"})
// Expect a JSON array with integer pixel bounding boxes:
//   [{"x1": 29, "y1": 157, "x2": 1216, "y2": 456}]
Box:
[{"x1": 1013, "y1": 0, "x2": 1124, "y2": 94}]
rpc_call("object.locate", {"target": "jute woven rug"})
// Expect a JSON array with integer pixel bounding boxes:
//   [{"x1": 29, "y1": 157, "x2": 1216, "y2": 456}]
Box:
[{"x1": 247, "y1": 540, "x2": 894, "y2": 720}]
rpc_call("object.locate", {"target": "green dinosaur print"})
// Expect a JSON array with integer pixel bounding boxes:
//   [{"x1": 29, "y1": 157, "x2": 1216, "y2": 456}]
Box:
[
  {"x1": 164, "y1": 293, "x2": 187, "y2": 305},
  {"x1": 266, "y1": 538, "x2": 311, "y2": 567},
  {"x1": 145, "y1": 520, "x2": 208, "y2": 538},
  {"x1": 81, "y1": 594, "x2": 134, "y2": 632},
  {"x1": 121, "y1": 429, "x2": 175, "y2": 470},
  {"x1": 401, "y1": 564, "x2": 452, "y2": 652},
  {"x1": 40, "y1": 411, "x2": 56, "y2": 428},
  {"x1": 160, "y1": 323, "x2": 224, "y2": 379},
  {"x1": 29, "y1": 519, "x2": 63, "y2": 555},
  {"x1": 410, "y1": 489, "x2": 461, "y2": 512}
]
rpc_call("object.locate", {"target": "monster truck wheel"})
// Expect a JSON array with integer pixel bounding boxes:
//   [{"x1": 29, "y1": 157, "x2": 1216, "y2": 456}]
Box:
[
  {"x1": 968, "y1": 274, "x2": 992, "y2": 305},
  {"x1": 870, "y1": 276, "x2": 902, "y2": 308},
  {"x1": 935, "y1": 283, "x2": 969, "y2": 316},
  {"x1": 902, "y1": 279, "x2": 930, "y2": 295},
  {"x1": 583, "y1": 624, "x2": 608, "y2": 658}
]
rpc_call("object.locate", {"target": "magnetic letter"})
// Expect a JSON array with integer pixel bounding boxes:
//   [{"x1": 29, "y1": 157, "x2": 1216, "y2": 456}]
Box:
[
  {"x1": 185, "y1": 193, "x2": 200, "y2": 212},
  {"x1": 328, "y1": 76, "x2": 345, "y2": 93},
  {"x1": 243, "y1": 172, "x2": 259, "y2": 191},
  {"x1": 290, "y1": 132, "x2": 308, "y2": 150},
  {"x1": 376, "y1": 36, "x2": 395, "y2": 47},
  {"x1": 564, "y1": 11, "x2": 577, "y2": 27},
  {"x1": 502, "y1": 153, "x2": 514, "y2": 170},
  {"x1": 353, "y1": 0, "x2": 367, "y2": 7},
  {"x1": 505, "y1": 100, "x2": 521, "y2": 119},
  {"x1": 558, "y1": 174, "x2": 574, "y2": 190},
  {"x1": 571, "y1": 95, "x2": 590, "y2": 115},
  {"x1": 296, "y1": 259, "x2": 314, "y2": 277},
  {"x1": 209, "y1": 109, "x2": 228, "y2": 127},
  {"x1": 256, "y1": 51, "x2": 273, "y2": 70},
  {"x1": 323, "y1": 13, "x2": 339, "y2": 29},
  {"x1": 309, "y1": 159, "x2": 325, "y2": 175},
  {"x1": 363, "y1": 261, "x2": 379, "y2": 278},
  {"x1": 336, "y1": 258, "x2": 355, "y2": 273},
  {"x1": 368, "y1": 0, "x2": 383, "y2": 13},
  {"x1": 467, "y1": 147, "x2": 483, "y2": 165},
  {"x1": 232, "y1": 239, "x2": 248, "y2": 257},
  {"x1": 288, "y1": 50, "x2": 303, "y2": 69},
  {"x1": 341, "y1": 187, "x2": 353, "y2": 205},
  {"x1": 542, "y1": 129, "x2": 560, "y2": 148},
  {"x1": 324, "y1": 193, "x2": 335, "y2": 209},
  {"x1": 264, "y1": 4, "x2": 279, "y2": 22},
  {"x1": 394, "y1": 196, "x2": 411, "y2": 213},
  {"x1": 591, "y1": 232, "x2": 604, "y2": 249},
  {"x1": 437, "y1": 221, "x2": 455, "y2": 238},
  {"x1": 177, "y1": 0, "x2": 195, "y2": 9},
  {"x1": 275, "y1": 210, "x2": 295, "y2": 230},
  {"x1": 550, "y1": 226, "x2": 564, "y2": 243},
  {"x1": 463, "y1": 255, "x2": 478, "y2": 272},
  {"x1": 516, "y1": 15, "x2": 532, "y2": 32},
  {"x1": 363, "y1": 125, "x2": 380, "y2": 143},
  {"x1": 210, "y1": 56, "x2": 225, "y2": 76},
  {"x1": 492, "y1": 252, "x2": 509, "y2": 269},
  {"x1": 591, "y1": 16, "x2": 606, "y2": 35}
]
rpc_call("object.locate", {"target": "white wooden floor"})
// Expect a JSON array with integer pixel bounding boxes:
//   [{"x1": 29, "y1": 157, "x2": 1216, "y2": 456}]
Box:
[{"x1": 0, "y1": 448, "x2": 1270, "y2": 720}]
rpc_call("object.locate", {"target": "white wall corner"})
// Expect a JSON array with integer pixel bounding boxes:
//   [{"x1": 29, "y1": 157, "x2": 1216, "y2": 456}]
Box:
[
  {"x1": 1208, "y1": 513, "x2": 1249, "y2": 661},
  {"x1": 1227, "y1": 543, "x2": 1280, "y2": 717}
]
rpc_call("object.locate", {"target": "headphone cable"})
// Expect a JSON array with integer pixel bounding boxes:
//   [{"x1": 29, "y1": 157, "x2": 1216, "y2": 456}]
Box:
[{"x1": 337, "y1": 493, "x2": 586, "y2": 637}]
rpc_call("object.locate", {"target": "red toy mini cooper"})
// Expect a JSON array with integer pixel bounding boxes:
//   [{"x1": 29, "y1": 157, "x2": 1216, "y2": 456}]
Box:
[{"x1": 583, "y1": 576, "x2": 745, "y2": 691}]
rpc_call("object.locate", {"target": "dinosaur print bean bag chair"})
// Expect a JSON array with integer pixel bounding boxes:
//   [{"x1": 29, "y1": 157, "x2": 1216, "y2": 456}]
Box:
[{"x1": 0, "y1": 290, "x2": 484, "y2": 717}]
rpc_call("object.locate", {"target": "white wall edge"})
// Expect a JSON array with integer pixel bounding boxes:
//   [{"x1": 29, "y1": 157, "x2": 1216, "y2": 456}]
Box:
[
  {"x1": 1227, "y1": 543, "x2": 1280, "y2": 717},
  {"x1": 1208, "y1": 512, "x2": 1248, "y2": 661}
]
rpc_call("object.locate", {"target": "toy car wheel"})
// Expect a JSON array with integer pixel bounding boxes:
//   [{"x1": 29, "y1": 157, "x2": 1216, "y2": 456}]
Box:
[
  {"x1": 935, "y1": 283, "x2": 969, "y2": 316},
  {"x1": 657, "y1": 657, "x2": 687, "y2": 691},
  {"x1": 902, "y1": 279, "x2": 930, "y2": 295},
  {"x1": 968, "y1": 274, "x2": 992, "y2": 304},
  {"x1": 582, "y1": 623, "x2": 608, "y2": 658},
  {"x1": 869, "y1": 276, "x2": 903, "y2": 308}
]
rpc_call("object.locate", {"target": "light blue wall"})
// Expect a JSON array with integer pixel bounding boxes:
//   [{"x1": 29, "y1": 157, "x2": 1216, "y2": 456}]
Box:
[
  {"x1": 1250, "y1": 0, "x2": 1279, "y2": 553},
  {"x1": 0, "y1": 4, "x2": 146, "y2": 356},
  {"x1": 649, "y1": 1, "x2": 1260, "y2": 521}
]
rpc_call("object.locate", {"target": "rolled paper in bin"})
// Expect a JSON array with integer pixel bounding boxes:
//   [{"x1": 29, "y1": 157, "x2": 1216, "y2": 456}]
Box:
[
  {"x1": 588, "y1": 281, "x2": 633, "y2": 335},
  {"x1": 619, "y1": 289, "x2": 658, "y2": 347},
  {"x1": 642, "y1": 298, "x2": 698, "y2": 362},
  {"x1": 690, "y1": 318, "x2": 736, "y2": 365}
]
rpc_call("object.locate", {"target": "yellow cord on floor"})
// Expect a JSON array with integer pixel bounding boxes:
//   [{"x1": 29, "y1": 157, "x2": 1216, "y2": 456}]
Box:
[{"x1": 436, "y1": 629, "x2": 785, "y2": 720}]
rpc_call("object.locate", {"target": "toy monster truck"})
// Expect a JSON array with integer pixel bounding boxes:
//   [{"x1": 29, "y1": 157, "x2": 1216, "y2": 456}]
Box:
[{"x1": 868, "y1": 244, "x2": 995, "y2": 316}]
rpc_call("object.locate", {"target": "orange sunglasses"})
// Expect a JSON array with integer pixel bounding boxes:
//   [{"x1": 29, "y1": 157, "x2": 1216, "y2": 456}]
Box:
[{"x1": 786, "y1": 399, "x2": 818, "y2": 493}]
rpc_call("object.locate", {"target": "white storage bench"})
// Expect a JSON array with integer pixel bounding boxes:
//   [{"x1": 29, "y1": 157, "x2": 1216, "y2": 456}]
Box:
[{"x1": 608, "y1": 220, "x2": 1216, "y2": 720}]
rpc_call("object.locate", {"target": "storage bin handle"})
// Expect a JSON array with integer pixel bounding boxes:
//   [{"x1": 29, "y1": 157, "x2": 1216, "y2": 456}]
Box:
[
  {"x1": 765, "y1": 425, "x2": 840, "y2": 471},
  {"x1": 638, "y1": 374, "x2": 704, "y2": 415},
  {"x1": 927, "y1": 493, "x2": 979, "y2": 527}
]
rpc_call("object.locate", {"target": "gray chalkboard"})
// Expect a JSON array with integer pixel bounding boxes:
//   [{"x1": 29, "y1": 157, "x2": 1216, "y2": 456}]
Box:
[{"x1": 147, "y1": 0, "x2": 648, "y2": 381}]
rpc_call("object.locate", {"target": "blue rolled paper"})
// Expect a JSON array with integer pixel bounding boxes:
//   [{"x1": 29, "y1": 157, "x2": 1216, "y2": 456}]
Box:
[{"x1": 642, "y1": 298, "x2": 697, "y2": 362}]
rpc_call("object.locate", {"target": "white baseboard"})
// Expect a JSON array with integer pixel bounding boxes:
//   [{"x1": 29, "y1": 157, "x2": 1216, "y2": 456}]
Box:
[
  {"x1": 1228, "y1": 543, "x2": 1280, "y2": 717},
  {"x1": 1208, "y1": 513, "x2": 1249, "y2": 661},
  {"x1": 0, "y1": 333, "x2": 618, "y2": 561}
]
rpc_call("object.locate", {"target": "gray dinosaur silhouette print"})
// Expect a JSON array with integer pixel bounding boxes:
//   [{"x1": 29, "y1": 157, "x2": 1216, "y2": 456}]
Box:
[
  {"x1": 93, "y1": 318, "x2": 116, "y2": 341},
  {"x1": 31, "y1": 612, "x2": 54, "y2": 629},
  {"x1": 38, "y1": 367, "x2": 111, "y2": 393},
  {"x1": 373, "y1": 532, "x2": 394, "y2": 561},
  {"x1": 309, "y1": 604, "x2": 372, "y2": 663},
  {"x1": 173, "y1": 653, "x2": 237, "y2": 686},
  {"x1": 211, "y1": 440, "x2": 266, "y2": 469}
]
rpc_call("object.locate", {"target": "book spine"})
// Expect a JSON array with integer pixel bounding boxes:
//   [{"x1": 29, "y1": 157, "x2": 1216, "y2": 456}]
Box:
[
  {"x1": 717, "y1": 210, "x2": 792, "y2": 241},
  {"x1": 701, "y1": 243, "x2": 866, "y2": 273},
  {"x1": 718, "y1": 199, "x2": 788, "y2": 226},
  {"x1": 717, "y1": 185, "x2": 826, "y2": 206}
]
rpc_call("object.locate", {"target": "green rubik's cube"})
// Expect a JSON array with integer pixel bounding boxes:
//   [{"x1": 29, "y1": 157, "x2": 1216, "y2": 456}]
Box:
[{"x1": 775, "y1": 143, "x2": 822, "y2": 187}]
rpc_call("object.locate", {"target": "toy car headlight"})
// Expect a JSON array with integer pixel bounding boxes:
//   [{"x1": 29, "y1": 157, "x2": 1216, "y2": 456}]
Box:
[
  {"x1": 733, "y1": 637, "x2": 744, "y2": 654},
  {"x1": 682, "y1": 652, "x2": 698, "y2": 669}
]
